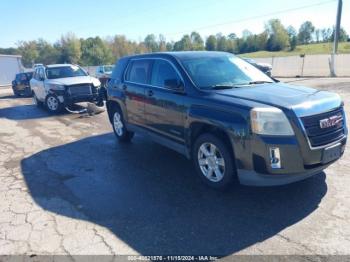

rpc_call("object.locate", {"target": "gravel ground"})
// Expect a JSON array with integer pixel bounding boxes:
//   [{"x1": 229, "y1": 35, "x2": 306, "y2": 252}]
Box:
[{"x1": 0, "y1": 78, "x2": 349, "y2": 259}]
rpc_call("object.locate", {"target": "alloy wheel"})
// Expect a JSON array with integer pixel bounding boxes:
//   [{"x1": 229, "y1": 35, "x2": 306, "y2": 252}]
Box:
[
  {"x1": 197, "y1": 142, "x2": 226, "y2": 182},
  {"x1": 113, "y1": 112, "x2": 124, "y2": 136}
]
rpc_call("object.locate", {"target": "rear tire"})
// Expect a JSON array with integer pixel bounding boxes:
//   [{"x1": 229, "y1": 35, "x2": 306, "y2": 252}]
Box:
[
  {"x1": 192, "y1": 133, "x2": 236, "y2": 190},
  {"x1": 111, "y1": 106, "x2": 134, "y2": 142}
]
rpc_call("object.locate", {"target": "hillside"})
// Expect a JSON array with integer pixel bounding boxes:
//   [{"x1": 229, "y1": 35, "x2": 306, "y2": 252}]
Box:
[{"x1": 240, "y1": 42, "x2": 350, "y2": 58}]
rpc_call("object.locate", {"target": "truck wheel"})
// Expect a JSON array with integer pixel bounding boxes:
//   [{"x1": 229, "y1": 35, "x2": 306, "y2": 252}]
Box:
[
  {"x1": 111, "y1": 107, "x2": 134, "y2": 142},
  {"x1": 32, "y1": 92, "x2": 44, "y2": 108},
  {"x1": 193, "y1": 133, "x2": 236, "y2": 190},
  {"x1": 45, "y1": 94, "x2": 62, "y2": 113}
]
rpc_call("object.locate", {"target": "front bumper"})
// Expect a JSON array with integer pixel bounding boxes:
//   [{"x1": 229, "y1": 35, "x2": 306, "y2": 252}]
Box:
[
  {"x1": 234, "y1": 134, "x2": 347, "y2": 187},
  {"x1": 53, "y1": 88, "x2": 102, "y2": 105}
]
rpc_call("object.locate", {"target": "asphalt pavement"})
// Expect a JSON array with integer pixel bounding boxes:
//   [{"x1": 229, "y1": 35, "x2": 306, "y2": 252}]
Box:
[{"x1": 0, "y1": 78, "x2": 349, "y2": 258}]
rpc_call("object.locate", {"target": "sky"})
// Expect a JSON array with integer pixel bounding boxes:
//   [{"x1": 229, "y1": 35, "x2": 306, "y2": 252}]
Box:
[{"x1": 0, "y1": 0, "x2": 349, "y2": 48}]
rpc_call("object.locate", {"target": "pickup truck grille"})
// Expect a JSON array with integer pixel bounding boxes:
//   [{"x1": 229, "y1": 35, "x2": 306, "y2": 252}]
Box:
[
  {"x1": 68, "y1": 84, "x2": 92, "y2": 96},
  {"x1": 300, "y1": 107, "x2": 345, "y2": 147}
]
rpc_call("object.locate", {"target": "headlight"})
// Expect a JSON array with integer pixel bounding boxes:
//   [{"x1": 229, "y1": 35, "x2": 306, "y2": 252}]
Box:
[
  {"x1": 250, "y1": 107, "x2": 294, "y2": 136},
  {"x1": 48, "y1": 84, "x2": 65, "y2": 90}
]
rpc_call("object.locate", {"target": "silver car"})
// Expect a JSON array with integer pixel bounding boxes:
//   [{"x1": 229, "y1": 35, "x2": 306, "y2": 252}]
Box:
[{"x1": 30, "y1": 64, "x2": 103, "y2": 113}]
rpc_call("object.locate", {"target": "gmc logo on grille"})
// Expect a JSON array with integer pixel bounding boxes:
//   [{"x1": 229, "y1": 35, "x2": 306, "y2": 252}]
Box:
[{"x1": 319, "y1": 114, "x2": 343, "y2": 129}]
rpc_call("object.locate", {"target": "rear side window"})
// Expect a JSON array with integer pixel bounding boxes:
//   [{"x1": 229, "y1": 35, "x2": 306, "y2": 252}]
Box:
[
  {"x1": 111, "y1": 59, "x2": 128, "y2": 81},
  {"x1": 151, "y1": 60, "x2": 180, "y2": 88},
  {"x1": 125, "y1": 60, "x2": 151, "y2": 85}
]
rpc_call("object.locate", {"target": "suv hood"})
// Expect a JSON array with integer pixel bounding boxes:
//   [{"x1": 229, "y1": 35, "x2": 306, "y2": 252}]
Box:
[
  {"x1": 217, "y1": 82, "x2": 342, "y2": 117},
  {"x1": 46, "y1": 76, "x2": 100, "y2": 87}
]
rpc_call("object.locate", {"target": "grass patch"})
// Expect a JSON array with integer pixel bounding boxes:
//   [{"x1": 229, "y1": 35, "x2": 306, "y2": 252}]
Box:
[{"x1": 240, "y1": 42, "x2": 350, "y2": 58}]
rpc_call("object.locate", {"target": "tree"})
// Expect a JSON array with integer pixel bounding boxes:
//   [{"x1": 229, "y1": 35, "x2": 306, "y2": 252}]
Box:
[
  {"x1": 80, "y1": 37, "x2": 113, "y2": 66},
  {"x1": 190, "y1": 32, "x2": 204, "y2": 50},
  {"x1": 158, "y1": 34, "x2": 167, "y2": 52},
  {"x1": 216, "y1": 34, "x2": 228, "y2": 52},
  {"x1": 17, "y1": 41, "x2": 39, "y2": 67},
  {"x1": 173, "y1": 35, "x2": 192, "y2": 51},
  {"x1": 35, "y1": 39, "x2": 60, "y2": 65},
  {"x1": 144, "y1": 34, "x2": 159, "y2": 52},
  {"x1": 108, "y1": 35, "x2": 137, "y2": 60},
  {"x1": 265, "y1": 19, "x2": 289, "y2": 51},
  {"x1": 58, "y1": 33, "x2": 81, "y2": 64},
  {"x1": 166, "y1": 42, "x2": 174, "y2": 51},
  {"x1": 321, "y1": 28, "x2": 333, "y2": 42},
  {"x1": 298, "y1": 21, "x2": 315, "y2": 44},
  {"x1": 287, "y1": 26, "x2": 298, "y2": 50},
  {"x1": 330, "y1": 27, "x2": 349, "y2": 42},
  {"x1": 226, "y1": 34, "x2": 238, "y2": 53},
  {"x1": 205, "y1": 35, "x2": 217, "y2": 51}
]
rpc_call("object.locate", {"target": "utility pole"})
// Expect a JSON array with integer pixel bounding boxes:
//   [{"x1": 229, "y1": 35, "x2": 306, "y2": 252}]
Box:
[{"x1": 330, "y1": 0, "x2": 343, "y2": 77}]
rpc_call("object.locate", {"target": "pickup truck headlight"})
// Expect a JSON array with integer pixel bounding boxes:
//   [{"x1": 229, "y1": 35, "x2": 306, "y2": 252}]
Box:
[
  {"x1": 250, "y1": 107, "x2": 294, "y2": 136},
  {"x1": 48, "y1": 84, "x2": 65, "y2": 90}
]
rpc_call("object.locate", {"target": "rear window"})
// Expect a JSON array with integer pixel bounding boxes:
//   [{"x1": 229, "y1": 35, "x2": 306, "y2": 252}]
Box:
[{"x1": 125, "y1": 60, "x2": 152, "y2": 85}]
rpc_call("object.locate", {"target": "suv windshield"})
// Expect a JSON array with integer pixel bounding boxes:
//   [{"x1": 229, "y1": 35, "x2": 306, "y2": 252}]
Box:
[
  {"x1": 181, "y1": 54, "x2": 273, "y2": 90},
  {"x1": 46, "y1": 65, "x2": 87, "y2": 79}
]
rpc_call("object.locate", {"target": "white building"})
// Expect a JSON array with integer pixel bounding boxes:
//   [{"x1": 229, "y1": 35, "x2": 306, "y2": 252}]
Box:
[{"x1": 0, "y1": 54, "x2": 24, "y2": 87}]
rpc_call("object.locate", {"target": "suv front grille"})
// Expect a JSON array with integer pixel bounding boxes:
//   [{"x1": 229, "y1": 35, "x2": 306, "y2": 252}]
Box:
[
  {"x1": 68, "y1": 84, "x2": 92, "y2": 96},
  {"x1": 300, "y1": 107, "x2": 345, "y2": 147}
]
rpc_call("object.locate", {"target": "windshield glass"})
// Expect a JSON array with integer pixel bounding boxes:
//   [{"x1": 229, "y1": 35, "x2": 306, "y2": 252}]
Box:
[
  {"x1": 181, "y1": 54, "x2": 273, "y2": 89},
  {"x1": 103, "y1": 65, "x2": 114, "y2": 73},
  {"x1": 46, "y1": 65, "x2": 87, "y2": 79}
]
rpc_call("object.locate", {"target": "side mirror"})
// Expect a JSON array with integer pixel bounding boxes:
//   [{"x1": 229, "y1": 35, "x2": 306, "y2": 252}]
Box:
[{"x1": 164, "y1": 79, "x2": 184, "y2": 91}]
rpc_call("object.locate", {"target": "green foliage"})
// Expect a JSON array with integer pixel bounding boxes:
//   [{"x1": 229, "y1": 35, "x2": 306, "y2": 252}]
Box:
[
  {"x1": 205, "y1": 35, "x2": 217, "y2": 51},
  {"x1": 265, "y1": 19, "x2": 290, "y2": 51},
  {"x1": 298, "y1": 21, "x2": 315, "y2": 44},
  {"x1": 17, "y1": 41, "x2": 39, "y2": 67},
  {"x1": 80, "y1": 37, "x2": 113, "y2": 66},
  {"x1": 58, "y1": 33, "x2": 82, "y2": 64},
  {"x1": 6, "y1": 18, "x2": 348, "y2": 68}
]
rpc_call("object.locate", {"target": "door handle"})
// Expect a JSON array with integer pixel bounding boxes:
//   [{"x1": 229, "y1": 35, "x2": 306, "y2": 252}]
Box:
[
  {"x1": 122, "y1": 85, "x2": 127, "y2": 90},
  {"x1": 147, "y1": 90, "x2": 154, "y2": 97}
]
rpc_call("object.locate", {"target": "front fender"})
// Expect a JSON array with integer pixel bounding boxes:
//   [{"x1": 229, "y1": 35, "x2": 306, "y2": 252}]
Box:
[{"x1": 186, "y1": 106, "x2": 249, "y2": 166}]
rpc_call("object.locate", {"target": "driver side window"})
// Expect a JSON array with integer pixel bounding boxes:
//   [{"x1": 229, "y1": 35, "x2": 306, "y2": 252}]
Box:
[
  {"x1": 151, "y1": 60, "x2": 181, "y2": 89},
  {"x1": 38, "y1": 68, "x2": 45, "y2": 81}
]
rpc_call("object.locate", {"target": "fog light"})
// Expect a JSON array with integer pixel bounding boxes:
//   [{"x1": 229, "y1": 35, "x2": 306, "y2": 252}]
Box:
[{"x1": 269, "y1": 147, "x2": 281, "y2": 169}]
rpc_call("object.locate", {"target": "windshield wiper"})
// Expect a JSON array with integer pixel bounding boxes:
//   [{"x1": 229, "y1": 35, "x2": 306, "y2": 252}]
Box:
[
  {"x1": 210, "y1": 84, "x2": 237, "y2": 90},
  {"x1": 248, "y1": 80, "x2": 274, "y2": 85}
]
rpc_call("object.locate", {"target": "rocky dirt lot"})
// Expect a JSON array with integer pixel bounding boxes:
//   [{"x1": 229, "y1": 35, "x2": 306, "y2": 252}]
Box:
[{"x1": 0, "y1": 78, "x2": 349, "y2": 259}]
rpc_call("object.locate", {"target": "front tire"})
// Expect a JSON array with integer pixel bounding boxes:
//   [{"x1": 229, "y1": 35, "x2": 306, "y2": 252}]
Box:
[
  {"x1": 111, "y1": 107, "x2": 134, "y2": 142},
  {"x1": 45, "y1": 94, "x2": 63, "y2": 113},
  {"x1": 192, "y1": 133, "x2": 236, "y2": 190}
]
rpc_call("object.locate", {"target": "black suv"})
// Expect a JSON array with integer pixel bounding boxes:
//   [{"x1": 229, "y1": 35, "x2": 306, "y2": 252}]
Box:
[
  {"x1": 12, "y1": 72, "x2": 33, "y2": 96},
  {"x1": 106, "y1": 52, "x2": 347, "y2": 189}
]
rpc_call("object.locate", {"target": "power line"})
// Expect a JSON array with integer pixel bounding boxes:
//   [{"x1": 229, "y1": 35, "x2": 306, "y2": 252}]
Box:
[{"x1": 166, "y1": 0, "x2": 337, "y2": 37}]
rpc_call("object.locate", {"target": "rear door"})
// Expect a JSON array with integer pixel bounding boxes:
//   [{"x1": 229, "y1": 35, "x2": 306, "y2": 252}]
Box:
[
  {"x1": 123, "y1": 59, "x2": 152, "y2": 126},
  {"x1": 144, "y1": 59, "x2": 185, "y2": 142}
]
